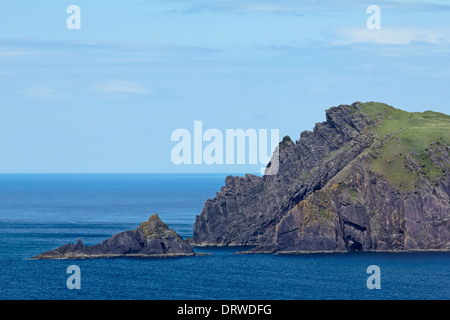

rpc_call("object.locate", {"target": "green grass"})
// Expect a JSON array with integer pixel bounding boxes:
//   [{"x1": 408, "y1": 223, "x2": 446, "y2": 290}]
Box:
[
  {"x1": 347, "y1": 187, "x2": 358, "y2": 201},
  {"x1": 359, "y1": 102, "x2": 450, "y2": 191}
]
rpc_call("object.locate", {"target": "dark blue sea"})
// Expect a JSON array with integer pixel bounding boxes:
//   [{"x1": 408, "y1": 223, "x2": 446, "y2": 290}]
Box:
[{"x1": 0, "y1": 174, "x2": 448, "y2": 300}]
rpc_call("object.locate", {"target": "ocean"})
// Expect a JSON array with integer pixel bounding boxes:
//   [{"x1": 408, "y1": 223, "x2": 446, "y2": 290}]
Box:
[{"x1": 0, "y1": 174, "x2": 448, "y2": 300}]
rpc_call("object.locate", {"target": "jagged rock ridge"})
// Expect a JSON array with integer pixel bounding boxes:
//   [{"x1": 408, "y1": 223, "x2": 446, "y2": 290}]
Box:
[
  {"x1": 33, "y1": 214, "x2": 194, "y2": 259},
  {"x1": 193, "y1": 102, "x2": 450, "y2": 252}
]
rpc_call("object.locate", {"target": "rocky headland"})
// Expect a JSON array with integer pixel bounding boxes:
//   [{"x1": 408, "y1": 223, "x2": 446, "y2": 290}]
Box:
[
  {"x1": 33, "y1": 214, "x2": 195, "y2": 259},
  {"x1": 193, "y1": 102, "x2": 450, "y2": 253}
]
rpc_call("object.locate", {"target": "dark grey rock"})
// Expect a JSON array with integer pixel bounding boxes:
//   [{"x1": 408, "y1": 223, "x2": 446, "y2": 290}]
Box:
[
  {"x1": 268, "y1": 155, "x2": 450, "y2": 253},
  {"x1": 32, "y1": 214, "x2": 194, "y2": 259},
  {"x1": 194, "y1": 102, "x2": 375, "y2": 246},
  {"x1": 193, "y1": 102, "x2": 450, "y2": 253}
]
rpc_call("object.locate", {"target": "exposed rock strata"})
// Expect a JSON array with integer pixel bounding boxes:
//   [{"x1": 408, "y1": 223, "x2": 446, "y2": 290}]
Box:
[{"x1": 193, "y1": 102, "x2": 450, "y2": 252}]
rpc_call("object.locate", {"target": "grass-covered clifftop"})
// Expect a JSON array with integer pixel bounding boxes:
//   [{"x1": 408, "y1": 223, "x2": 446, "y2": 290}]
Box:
[{"x1": 358, "y1": 102, "x2": 449, "y2": 191}]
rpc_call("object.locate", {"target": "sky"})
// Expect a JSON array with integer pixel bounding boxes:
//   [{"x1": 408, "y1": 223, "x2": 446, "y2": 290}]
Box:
[{"x1": 0, "y1": 0, "x2": 449, "y2": 173}]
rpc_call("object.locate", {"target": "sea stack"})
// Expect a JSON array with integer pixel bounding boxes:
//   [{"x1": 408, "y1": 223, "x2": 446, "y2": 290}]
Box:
[{"x1": 32, "y1": 214, "x2": 194, "y2": 259}]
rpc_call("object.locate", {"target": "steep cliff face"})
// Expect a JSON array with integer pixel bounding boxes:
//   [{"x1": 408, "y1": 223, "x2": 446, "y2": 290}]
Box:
[
  {"x1": 193, "y1": 102, "x2": 450, "y2": 252},
  {"x1": 271, "y1": 151, "x2": 449, "y2": 253}
]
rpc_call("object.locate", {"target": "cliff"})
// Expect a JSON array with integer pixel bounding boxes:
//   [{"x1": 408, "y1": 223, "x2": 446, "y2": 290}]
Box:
[
  {"x1": 193, "y1": 102, "x2": 450, "y2": 252},
  {"x1": 32, "y1": 214, "x2": 194, "y2": 259}
]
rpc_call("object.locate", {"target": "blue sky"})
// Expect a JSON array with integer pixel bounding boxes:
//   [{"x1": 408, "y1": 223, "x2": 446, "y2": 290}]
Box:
[{"x1": 0, "y1": 0, "x2": 449, "y2": 173}]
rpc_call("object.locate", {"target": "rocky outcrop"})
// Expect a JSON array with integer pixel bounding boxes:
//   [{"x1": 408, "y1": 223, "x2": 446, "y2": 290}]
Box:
[
  {"x1": 32, "y1": 214, "x2": 194, "y2": 259},
  {"x1": 258, "y1": 152, "x2": 450, "y2": 253},
  {"x1": 193, "y1": 102, "x2": 450, "y2": 252},
  {"x1": 193, "y1": 102, "x2": 375, "y2": 246}
]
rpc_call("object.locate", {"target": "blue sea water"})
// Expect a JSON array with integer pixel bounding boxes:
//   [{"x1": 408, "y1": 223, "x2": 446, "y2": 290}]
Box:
[{"x1": 0, "y1": 174, "x2": 449, "y2": 300}]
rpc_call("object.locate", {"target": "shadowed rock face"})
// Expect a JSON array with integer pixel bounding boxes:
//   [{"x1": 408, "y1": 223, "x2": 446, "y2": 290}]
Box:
[
  {"x1": 193, "y1": 102, "x2": 375, "y2": 247},
  {"x1": 193, "y1": 102, "x2": 450, "y2": 252},
  {"x1": 268, "y1": 156, "x2": 450, "y2": 253},
  {"x1": 32, "y1": 214, "x2": 194, "y2": 259}
]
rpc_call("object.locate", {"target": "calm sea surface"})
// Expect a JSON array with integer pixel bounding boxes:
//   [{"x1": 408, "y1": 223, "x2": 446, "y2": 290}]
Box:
[{"x1": 0, "y1": 174, "x2": 448, "y2": 300}]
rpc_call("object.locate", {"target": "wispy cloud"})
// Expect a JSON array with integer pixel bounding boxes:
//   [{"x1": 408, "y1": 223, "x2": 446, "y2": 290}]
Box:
[
  {"x1": 0, "y1": 38, "x2": 218, "y2": 55},
  {"x1": 333, "y1": 26, "x2": 450, "y2": 45},
  {"x1": 93, "y1": 81, "x2": 149, "y2": 95},
  {"x1": 172, "y1": 0, "x2": 450, "y2": 14},
  {"x1": 0, "y1": 51, "x2": 32, "y2": 57},
  {"x1": 24, "y1": 85, "x2": 55, "y2": 99}
]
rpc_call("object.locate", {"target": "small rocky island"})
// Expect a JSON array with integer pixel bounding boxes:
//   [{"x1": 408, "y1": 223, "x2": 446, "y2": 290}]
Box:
[{"x1": 32, "y1": 214, "x2": 194, "y2": 259}]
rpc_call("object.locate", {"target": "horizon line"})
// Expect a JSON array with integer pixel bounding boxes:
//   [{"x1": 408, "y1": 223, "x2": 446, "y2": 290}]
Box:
[{"x1": 0, "y1": 172, "x2": 260, "y2": 175}]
